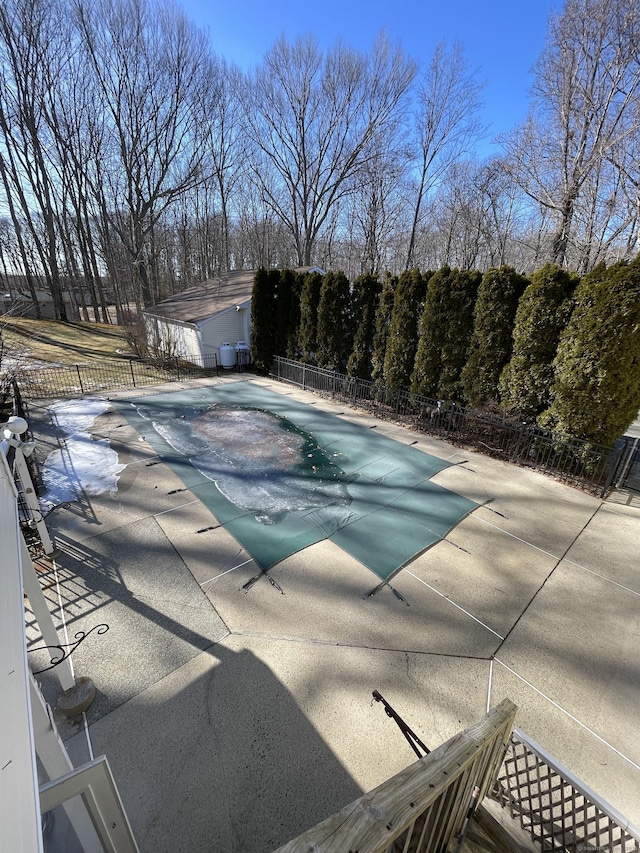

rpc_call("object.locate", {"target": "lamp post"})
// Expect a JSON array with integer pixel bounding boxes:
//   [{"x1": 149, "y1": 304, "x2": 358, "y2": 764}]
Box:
[{"x1": 3, "y1": 415, "x2": 28, "y2": 435}]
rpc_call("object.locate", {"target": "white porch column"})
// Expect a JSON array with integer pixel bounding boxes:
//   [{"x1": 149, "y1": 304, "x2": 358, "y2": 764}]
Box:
[
  {"x1": 21, "y1": 534, "x2": 76, "y2": 693},
  {"x1": 30, "y1": 675, "x2": 101, "y2": 852}
]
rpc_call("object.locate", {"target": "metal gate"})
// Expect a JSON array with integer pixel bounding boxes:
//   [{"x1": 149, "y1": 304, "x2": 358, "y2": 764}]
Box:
[{"x1": 615, "y1": 437, "x2": 640, "y2": 491}]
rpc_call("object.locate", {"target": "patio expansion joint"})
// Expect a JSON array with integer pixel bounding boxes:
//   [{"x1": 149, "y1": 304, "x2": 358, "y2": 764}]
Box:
[
  {"x1": 52, "y1": 503, "x2": 198, "y2": 546},
  {"x1": 492, "y1": 502, "x2": 603, "y2": 659},
  {"x1": 404, "y1": 570, "x2": 505, "y2": 641},
  {"x1": 53, "y1": 513, "x2": 235, "y2": 639},
  {"x1": 492, "y1": 658, "x2": 640, "y2": 775},
  {"x1": 476, "y1": 504, "x2": 640, "y2": 598},
  {"x1": 228, "y1": 629, "x2": 495, "y2": 660}
]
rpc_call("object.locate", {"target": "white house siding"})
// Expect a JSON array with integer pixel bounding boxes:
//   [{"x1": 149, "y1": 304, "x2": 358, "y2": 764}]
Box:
[{"x1": 199, "y1": 307, "x2": 250, "y2": 358}]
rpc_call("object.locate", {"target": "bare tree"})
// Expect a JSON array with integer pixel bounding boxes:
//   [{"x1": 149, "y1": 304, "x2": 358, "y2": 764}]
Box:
[
  {"x1": 0, "y1": 0, "x2": 70, "y2": 319},
  {"x1": 242, "y1": 33, "x2": 416, "y2": 267},
  {"x1": 0, "y1": 158, "x2": 42, "y2": 316},
  {"x1": 74, "y1": 0, "x2": 220, "y2": 307},
  {"x1": 432, "y1": 161, "x2": 489, "y2": 269},
  {"x1": 342, "y1": 142, "x2": 409, "y2": 275},
  {"x1": 500, "y1": 0, "x2": 640, "y2": 268},
  {"x1": 404, "y1": 41, "x2": 485, "y2": 270},
  {"x1": 36, "y1": 17, "x2": 112, "y2": 321},
  {"x1": 206, "y1": 58, "x2": 247, "y2": 273},
  {"x1": 473, "y1": 158, "x2": 522, "y2": 268},
  {"x1": 607, "y1": 94, "x2": 640, "y2": 258}
]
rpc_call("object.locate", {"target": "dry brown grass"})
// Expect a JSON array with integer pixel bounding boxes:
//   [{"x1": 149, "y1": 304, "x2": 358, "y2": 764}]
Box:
[{"x1": 1, "y1": 316, "x2": 133, "y2": 367}]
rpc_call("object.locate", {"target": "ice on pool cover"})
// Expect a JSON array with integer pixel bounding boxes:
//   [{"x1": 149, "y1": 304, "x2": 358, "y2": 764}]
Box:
[
  {"x1": 41, "y1": 397, "x2": 125, "y2": 510},
  {"x1": 149, "y1": 406, "x2": 351, "y2": 525}
]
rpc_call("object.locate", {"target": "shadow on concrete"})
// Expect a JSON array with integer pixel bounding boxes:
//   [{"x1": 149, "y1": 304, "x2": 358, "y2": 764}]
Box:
[
  {"x1": 87, "y1": 640, "x2": 365, "y2": 853},
  {"x1": 28, "y1": 523, "x2": 365, "y2": 852},
  {"x1": 27, "y1": 520, "x2": 228, "y2": 729}
]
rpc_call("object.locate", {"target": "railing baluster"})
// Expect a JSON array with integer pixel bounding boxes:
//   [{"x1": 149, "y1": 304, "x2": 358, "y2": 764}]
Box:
[{"x1": 495, "y1": 729, "x2": 640, "y2": 853}]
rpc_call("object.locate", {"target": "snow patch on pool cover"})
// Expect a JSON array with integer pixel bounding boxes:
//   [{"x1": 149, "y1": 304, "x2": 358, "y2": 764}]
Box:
[{"x1": 41, "y1": 397, "x2": 125, "y2": 509}]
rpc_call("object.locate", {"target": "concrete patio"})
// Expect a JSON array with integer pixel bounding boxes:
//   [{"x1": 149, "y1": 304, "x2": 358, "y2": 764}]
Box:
[{"x1": 26, "y1": 375, "x2": 640, "y2": 851}]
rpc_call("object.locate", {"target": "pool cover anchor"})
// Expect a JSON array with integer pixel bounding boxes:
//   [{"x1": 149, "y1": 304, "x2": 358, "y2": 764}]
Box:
[
  {"x1": 363, "y1": 579, "x2": 409, "y2": 606},
  {"x1": 481, "y1": 498, "x2": 508, "y2": 518},
  {"x1": 242, "y1": 569, "x2": 284, "y2": 595},
  {"x1": 444, "y1": 537, "x2": 471, "y2": 554},
  {"x1": 372, "y1": 690, "x2": 429, "y2": 758}
]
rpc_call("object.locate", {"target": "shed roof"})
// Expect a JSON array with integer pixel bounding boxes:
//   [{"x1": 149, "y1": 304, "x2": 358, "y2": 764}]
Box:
[{"x1": 143, "y1": 267, "x2": 321, "y2": 325}]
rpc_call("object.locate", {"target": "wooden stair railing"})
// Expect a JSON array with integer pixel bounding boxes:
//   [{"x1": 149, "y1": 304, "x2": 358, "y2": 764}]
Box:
[{"x1": 274, "y1": 698, "x2": 517, "y2": 853}]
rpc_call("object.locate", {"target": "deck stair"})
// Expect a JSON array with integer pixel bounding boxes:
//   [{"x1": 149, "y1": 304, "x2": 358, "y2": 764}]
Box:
[
  {"x1": 275, "y1": 700, "x2": 640, "y2": 853},
  {"x1": 274, "y1": 699, "x2": 517, "y2": 853}
]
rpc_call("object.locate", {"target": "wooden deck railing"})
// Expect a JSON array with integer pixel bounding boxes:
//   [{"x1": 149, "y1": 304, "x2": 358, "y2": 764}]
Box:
[{"x1": 274, "y1": 699, "x2": 517, "y2": 853}]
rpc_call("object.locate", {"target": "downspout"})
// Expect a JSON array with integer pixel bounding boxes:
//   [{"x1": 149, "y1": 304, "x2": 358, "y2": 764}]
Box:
[
  {"x1": 243, "y1": 304, "x2": 250, "y2": 345},
  {"x1": 197, "y1": 322, "x2": 205, "y2": 363}
]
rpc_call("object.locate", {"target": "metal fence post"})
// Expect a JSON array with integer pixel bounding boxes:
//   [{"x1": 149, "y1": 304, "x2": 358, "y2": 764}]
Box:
[
  {"x1": 512, "y1": 423, "x2": 526, "y2": 462},
  {"x1": 75, "y1": 365, "x2": 84, "y2": 395},
  {"x1": 447, "y1": 405, "x2": 455, "y2": 434},
  {"x1": 129, "y1": 359, "x2": 136, "y2": 387},
  {"x1": 612, "y1": 437, "x2": 638, "y2": 491}
]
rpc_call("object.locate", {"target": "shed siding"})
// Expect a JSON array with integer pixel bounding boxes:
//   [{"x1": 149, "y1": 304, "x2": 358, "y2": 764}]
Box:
[
  {"x1": 199, "y1": 308, "x2": 249, "y2": 355},
  {"x1": 144, "y1": 316, "x2": 201, "y2": 361}
]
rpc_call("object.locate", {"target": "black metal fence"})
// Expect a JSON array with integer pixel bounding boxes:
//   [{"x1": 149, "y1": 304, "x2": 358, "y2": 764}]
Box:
[
  {"x1": 5, "y1": 352, "x2": 625, "y2": 497},
  {"x1": 614, "y1": 436, "x2": 640, "y2": 491},
  {"x1": 12, "y1": 353, "x2": 219, "y2": 400},
  {"x1": 271, "y1": 357, "x2": 623, "y2": 497}
]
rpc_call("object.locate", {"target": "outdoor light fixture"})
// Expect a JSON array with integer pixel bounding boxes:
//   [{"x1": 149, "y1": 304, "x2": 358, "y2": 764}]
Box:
[
  {"x1": 1, "y1": 415, "x2": 55, "y2": 555},
  {"x1": 2, "y1": 415, "x2": 28, "y2": 438}
]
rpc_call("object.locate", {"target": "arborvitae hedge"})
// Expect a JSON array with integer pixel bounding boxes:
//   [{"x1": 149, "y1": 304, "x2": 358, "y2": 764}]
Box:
[
  {"x1": 436, "y1": 268, "x2": 482, "y2": 401},
  {"x1": 383, "y1": 268, "x2": 428, "y2": 390},
  {"x1": 347, "y1": 273, "x2": 382, "y2": 379},
  {"x1": 250, "y1": 267, "x2": 277, "y2": 374},
  {"x1": 287, "y1": 272, "x2": 305, "y2": 358},
  {"x1": 498, "y1": 264, "x2": 577, "y2": 419},
  {"x1": 371, "y1": 273, "x2": 397, "y2": 383},
  {"x1": 539, "y1": 257, "x2": 640, "y2": 445},
  {"x1": 315, "y1": 270, "x2": 353, "y2": 371},
  {"x1": 250, "y1": 259, "x2": 639, "y2": 446},
  {"x1": 274, "y1": 268, "x2": 295, "y2": 357},
  {"x1": 461, "y1": 266, "x2": 529, "y2": 406},
  {"x1": 298, "y1": 270, "x2": 323, "y2": 361},
  {"x1": 410, "y1": 267, "x2": 455, "y2": 398}
]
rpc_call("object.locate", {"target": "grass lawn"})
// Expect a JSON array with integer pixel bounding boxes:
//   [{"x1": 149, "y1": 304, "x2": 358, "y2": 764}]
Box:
[
  {"x1": 1, "y1": 316, "x2": 218, "y2": 401},
  {"x1": 1, "y1": 317, "x2": 132, "y2": 366}
]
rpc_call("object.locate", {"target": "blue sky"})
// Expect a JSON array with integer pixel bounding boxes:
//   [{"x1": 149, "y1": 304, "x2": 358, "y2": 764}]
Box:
[{"x1": 180, "y1": 0, "x2": 560, "y2": 152}]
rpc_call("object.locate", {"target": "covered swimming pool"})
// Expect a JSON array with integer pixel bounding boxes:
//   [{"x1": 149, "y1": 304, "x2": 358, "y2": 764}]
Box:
[{"x1": 116, "y1": 382, "x2": 477, "y2": 580}]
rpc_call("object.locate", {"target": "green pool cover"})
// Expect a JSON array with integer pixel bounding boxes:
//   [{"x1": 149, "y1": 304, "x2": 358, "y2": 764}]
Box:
[{"x1": 115, "y1": 383, "x2": 476, "y2": 580}]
